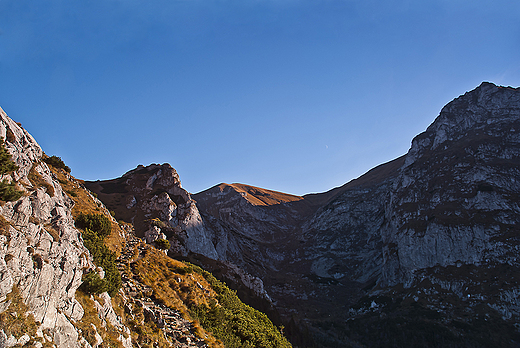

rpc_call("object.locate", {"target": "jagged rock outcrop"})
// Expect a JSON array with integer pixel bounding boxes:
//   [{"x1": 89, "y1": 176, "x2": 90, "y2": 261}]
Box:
[
  {"x1": 382, "y1": 82, "x2": 520, "y2": 286},
  {"x1": 0, "y1": 109, "x2": 130, "y2": 347},
  {"x1": 85, "y1": 164, "x2": 219, "y2": 260}
]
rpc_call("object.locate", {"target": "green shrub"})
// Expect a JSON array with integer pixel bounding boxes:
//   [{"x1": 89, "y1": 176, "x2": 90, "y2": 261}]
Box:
[
  {"x1": 154, "y1": 238, "x2": 170, "y2": 250},
  {"x1": 0, "y1": 138, "x2": 22, "y2": 202},
  {"x1": 0, "y1": 179, "x2": 23, "y2": 201},
  {"x1": 0, "y1": 137, "x2": 18, "y2": 175},
  {"x1": 80, "y1": 228, "x2": 121, "y2": 296},
  {"x1": 43, "y1": 155, "x2": 71, "y2": 173},
  {"x1": 75, "y1": 213, "x2": 112, "y2": 238},
  {"x1": 80, "y1": 271, "x2": 108, "y2": 294},
  {"x1": 76, "y1": 213, "x2": 121, "y2": 296},
  {"x1": 190, "y1": 265, "x2": 292, "y2": 348}
]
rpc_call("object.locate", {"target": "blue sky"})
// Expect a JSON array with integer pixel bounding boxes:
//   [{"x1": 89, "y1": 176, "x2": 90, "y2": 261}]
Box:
[{"x1": 1, "y1": 0, "x2": 519, "y2": 195}]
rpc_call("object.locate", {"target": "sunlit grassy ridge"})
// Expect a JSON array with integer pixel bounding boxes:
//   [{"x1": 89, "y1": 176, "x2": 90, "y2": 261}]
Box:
[
  {"x1": 48, "y1": 164, "x2": 125, "y2": 255},
  {"x1": 132, "y1": 247, "x2": 292, "y2": 348}
]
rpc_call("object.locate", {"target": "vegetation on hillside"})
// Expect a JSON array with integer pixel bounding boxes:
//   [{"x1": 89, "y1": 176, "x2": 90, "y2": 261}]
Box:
[
  {"x1": 0, "y1": 179, "x2": 23, "y2": 202},
  {"x1": 74, "y1": 291, "x2": 127, "y2": 347},
  {"x1": 190, "y1": 265, "x2": 292, "y2": 348},
  {"x1": 154, "y1": 238, "x2": 170, "y2": 250},
  {"x1": 46, "y1": 155, "x2": 291, "y2": 347},
  {"x1": 132, "y1": 247, "x2": 291, "y2": 348},
  {"x1": 76, "y1": 213, "x2": 121, "y2": 296},
  {"x1": 76, "y1": 212, "x2": 112, "y2": 238},
  {"x1": 0, "y1": 286, "x2": 38, "y2": 340},
  {"x1": 0, "y1": 137, "x2": 23, "y2": 202},
  {"x1": 0, "y1": 137, "x2": 18, "y2": 174},
  {"x1": 28, "y1": 165, "x2": 54, "y2": 197},
  {"x1": 48, "y1": 165, "x2": 125, "y2": 255},
  {"x1": 322, "y1": 292, "x2": 520, "y2": 348},
  {"x1": 43, "y1": 155, "x2": 71, "y2": 173}
]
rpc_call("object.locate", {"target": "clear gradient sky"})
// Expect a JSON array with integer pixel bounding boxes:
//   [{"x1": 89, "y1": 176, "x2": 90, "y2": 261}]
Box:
[{"x1": 0, "y1": 1, "x2": 519, "y2": 195}]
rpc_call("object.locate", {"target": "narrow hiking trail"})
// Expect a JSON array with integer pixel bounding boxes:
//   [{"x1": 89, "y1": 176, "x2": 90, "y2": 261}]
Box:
[{"x1": 116, "y1": 232, "x2": 209, "y2": 348}]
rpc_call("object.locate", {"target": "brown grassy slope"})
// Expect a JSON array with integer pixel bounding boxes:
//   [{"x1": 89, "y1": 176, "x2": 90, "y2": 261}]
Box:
[
  {"x1": 221, "y1": 183, "x2": 303, "y2": 206},
  {"x1": 125, "y1": 244, "x2": 225, "y2": 348}
]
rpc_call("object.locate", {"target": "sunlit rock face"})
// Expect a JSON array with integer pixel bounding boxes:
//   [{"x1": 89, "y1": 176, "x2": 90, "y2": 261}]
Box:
[
  {"x1": 0, "y1": 109, "x2": 88, "y2": 346},
  {"x1": 0, "y1": 109, "x2": 130, "y2": 347}
]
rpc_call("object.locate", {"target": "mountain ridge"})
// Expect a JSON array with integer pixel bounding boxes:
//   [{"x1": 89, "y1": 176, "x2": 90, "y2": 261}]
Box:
[
  {"x1": 86, "y1": 82, "x2": 520, "y2": 347},
  {"x1": 2, "y1": 81, "x2": 519, "y2": 347}
]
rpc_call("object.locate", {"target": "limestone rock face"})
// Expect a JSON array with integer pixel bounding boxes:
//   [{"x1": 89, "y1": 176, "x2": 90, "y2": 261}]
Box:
[
  {"x1": 84, "y1": 164, "x2": 219, "y2": 260},
  {"x1": 0, "y1": 108, "x2": 130, "y2": 347},
  {"x1": 0, "y1": 109, "x2": 88, "y2": 346},
  {"x1": 383, "y1": 82, "x2": 520, "y2": 285}
]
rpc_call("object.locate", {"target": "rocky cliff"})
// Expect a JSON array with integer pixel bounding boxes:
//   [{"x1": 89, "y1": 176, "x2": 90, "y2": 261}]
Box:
[
  {"x1": 0, "y1": 109, "x2": 131, "y2": 347},
  {"x1": 382, "y1": 82, "x2": 520, "y2": 286},
  {"x1": 85, "y1": 164, "x2": 219, "y2": 260},
  {"x1": 86, "y1": 82, "x2": 520, "y2": 347}
]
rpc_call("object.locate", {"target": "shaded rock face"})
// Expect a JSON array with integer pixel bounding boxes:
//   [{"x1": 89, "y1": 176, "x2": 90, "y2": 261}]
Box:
[
  {"x1": 195, "y1": 83, "x2": 520, "y2": 343},
  {"x1": 0, "y1": 109, "x2": 130, "y2": 347},
  {"x1": 84, "y1": 164, "x2": 218, "y2": 259},
  {"x1": 194, "y1": 158, "x2": 406, "y2": 329},
  {"x1": 87, "y1": 83, "x2": 520, "y2": 346},
  {"x1": 382, "y1": 82, "x2": 520, "y2": 286},
  {"x1": 194, "y1": 183, "x2": 307, "y2": 272},
  {"x1": 376, "y1": 83, "x2": 520, "y2": 325}
]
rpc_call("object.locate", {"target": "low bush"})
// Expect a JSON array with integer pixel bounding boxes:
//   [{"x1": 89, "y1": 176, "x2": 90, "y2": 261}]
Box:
[
  {"x1": 0, "y1": 137, "x2": 18, "y2": 175},
  {"x1": 0, "y1": 137, "x2": 22, "y2": 202},
  {"x1": 190, "y1": 265, "x2": 292, "y2": 348},
  {"x1": 43, "y1": 155, "x2": 71, "y2": 173},
  {"x1": 80, "y1": 271, "x2": 108, "y2": 294},
  {"x1": 154, "y1": 238, "x2": 171, "y2": 250},
  {"x1": 0, "y1": 179, "x2": 23, "y2": 202},
  {"x1": 76, "y1": 213, "x2": 121, "y2": 296},
  {"x1": 76, "y1": 213, "x2": 112, "y2": 238}
]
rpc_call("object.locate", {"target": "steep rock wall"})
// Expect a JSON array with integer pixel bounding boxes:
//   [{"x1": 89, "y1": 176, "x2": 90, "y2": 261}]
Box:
[
  {"x1": 382, "y1": 83, "x2": 520, "y2": 287},
  {"x1": 0, "y1": 109, "x2": 130, "y2": 347}
]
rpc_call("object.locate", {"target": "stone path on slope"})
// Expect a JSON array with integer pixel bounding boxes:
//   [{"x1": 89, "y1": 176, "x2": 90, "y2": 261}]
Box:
[{"x1": 116, "y1": 233, "x2": 209, "y2": 348}]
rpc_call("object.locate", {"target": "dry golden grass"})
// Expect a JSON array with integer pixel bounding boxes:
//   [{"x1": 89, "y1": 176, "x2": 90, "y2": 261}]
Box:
[
  {"x1": 0, "y1": 214, "x2": 10, "y2": 237},
  {"x1": 0, "y1": 286, "x2": 39, "y2": 341},
  {"x1": 131, "y1": 247, "x2": 224, "y2": 348},
  {"x1": 135, "y1": 248, "x2": 217, "y2": 309},
  {"x1": 111, "y1": 292, "x2": 174, "y2": 348},
  {"x1": 44, "y1": 223, "x2": 60, "y2": 241},
  {"x1": 75, "y1": 290, "x2": 126, "y2": 347},
  {"x1": 28, "y1": 164, "x2": 54, "y2": 197},
  {"x1": 216, "y1": 183, "x2": 303, "y2": 206}
]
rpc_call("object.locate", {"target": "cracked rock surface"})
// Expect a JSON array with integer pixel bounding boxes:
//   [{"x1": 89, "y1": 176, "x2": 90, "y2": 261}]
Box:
[{"x1": 0, "y1": 108, "x2": 130, "y2": 348}]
